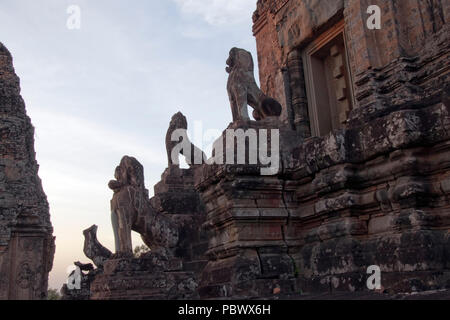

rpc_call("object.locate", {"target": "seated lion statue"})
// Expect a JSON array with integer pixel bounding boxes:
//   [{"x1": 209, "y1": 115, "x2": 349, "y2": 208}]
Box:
[
  {"x1": 226, "y1": 47, "x2": 282, "y2": 121},
  {"x1": 108, "y1": 156, "x2": 179, "y2": 255}
]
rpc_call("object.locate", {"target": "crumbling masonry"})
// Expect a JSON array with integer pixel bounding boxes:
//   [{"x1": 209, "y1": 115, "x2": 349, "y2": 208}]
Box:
[{"x1": 0, "y1": 43, "x2": 55, "y2": 300}]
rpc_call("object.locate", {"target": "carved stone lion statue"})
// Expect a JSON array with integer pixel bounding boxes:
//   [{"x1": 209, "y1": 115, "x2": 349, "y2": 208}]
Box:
[
  {"x1": 165, "y1": 112, "x2": 207, "y2": 167},
  {"x1": 108, "y1": 156, "x2": 178, "y2": 255},
  {"x1": 226, "y1": 47, "x2": 282, "y2": 121}
]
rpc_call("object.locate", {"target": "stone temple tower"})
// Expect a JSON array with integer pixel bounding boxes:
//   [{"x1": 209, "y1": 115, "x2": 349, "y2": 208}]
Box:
[{"x1": 0, "y1": 43, "x2": 54, "y2": 300}]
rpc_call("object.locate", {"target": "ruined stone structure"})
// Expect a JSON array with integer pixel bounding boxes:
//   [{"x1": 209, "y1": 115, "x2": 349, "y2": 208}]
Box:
[
  {"x1": 86, "y1": 157, "x2": 207, "y2": 300},
  {"x1": 242, "y1": 0, "x2": 450, "y2": 295},
  {"x1": 69, "y1": 0, "x2": 449, "y2": 299},
  {"x1": 64, "y1": 155, "x2": 208, "y2": 300},
  {"x1": 0, "y1": 43, "x2": 54, "y2": 300}
]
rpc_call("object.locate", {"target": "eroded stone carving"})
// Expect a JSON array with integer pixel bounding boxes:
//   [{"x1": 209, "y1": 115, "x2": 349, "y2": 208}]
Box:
[
  {"x1": 226, "y1": 47, "x2": 282, "y2": 121},
  {"x1": 16, "y1": 262, "x2": 35, "y2": 290},
  {"x1": 165, "y1": 112, "x2": 207, "y2": 167},
  {"x1": 83, "y1": 225, "x2": 112, "y2": 268},
  {"x1": 108, "y1": 156, "x2": 178, "y2": 255}
]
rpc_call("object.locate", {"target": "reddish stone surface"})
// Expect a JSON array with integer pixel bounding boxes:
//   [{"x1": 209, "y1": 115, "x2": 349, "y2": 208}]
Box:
[{"x1": 253, "y1": 0, "x2": 449, "y2": 129}]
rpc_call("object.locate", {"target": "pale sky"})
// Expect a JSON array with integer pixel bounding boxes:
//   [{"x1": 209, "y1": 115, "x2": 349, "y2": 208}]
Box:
[{"x1": 0, "y1": 0, "x2": 258, "y2": 290}]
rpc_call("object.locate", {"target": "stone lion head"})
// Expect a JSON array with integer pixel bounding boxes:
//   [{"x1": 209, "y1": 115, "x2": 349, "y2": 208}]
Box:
[
  {"x1": 108, "y1": 156, "x2": 146, "y2": 192},
  {"x1": 169, "y1": 112, "x2": 188, "y2": 130},
  {"x1": 226, "y1": 47, "x2": 254, "y2": 74}
]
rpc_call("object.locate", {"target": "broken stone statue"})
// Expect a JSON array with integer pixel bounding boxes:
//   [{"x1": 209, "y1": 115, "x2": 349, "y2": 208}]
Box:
[{"x1": 165, "y1": 112, "x2": 207, "y2": 167}]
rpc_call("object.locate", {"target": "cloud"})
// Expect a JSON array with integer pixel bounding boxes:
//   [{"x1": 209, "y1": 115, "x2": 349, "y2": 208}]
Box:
[
  {"x1": 173, "y1": 0, "x2": 255, "y2": 26},
  {"x1": 31, "y1": 109, "x2": 167, "y2": 181}
]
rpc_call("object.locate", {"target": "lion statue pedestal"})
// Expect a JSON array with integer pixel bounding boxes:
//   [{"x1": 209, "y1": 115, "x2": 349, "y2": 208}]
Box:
[{"x1": 89, "y1": 253, "x2": 198, "y2": 300}]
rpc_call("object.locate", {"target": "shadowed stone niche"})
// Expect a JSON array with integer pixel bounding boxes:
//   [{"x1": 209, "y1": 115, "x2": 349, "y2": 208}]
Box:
[{"x1": 0, "y1": 43, "x2": 54, "y2": 300}]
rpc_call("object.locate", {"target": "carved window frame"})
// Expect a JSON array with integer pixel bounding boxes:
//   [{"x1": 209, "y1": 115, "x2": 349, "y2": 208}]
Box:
[{"x1": 302, "y1": 20, "x2": 355, "y2": 137}]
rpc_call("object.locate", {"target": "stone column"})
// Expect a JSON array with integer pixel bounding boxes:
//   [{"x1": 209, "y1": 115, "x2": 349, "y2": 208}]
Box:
[{"x1": 287, "y1": 49, "x2": 310, "y2": 137}]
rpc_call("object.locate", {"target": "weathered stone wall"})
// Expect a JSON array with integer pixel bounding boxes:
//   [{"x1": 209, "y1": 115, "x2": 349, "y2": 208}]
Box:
[
  {"x1": 253, "y1": 0, "x2": 450, "y2": 132},
  {"x1": 285, "y1": 100, "x2": 450, "y2": 293},
  {"x1": 196, "y1": 100, "x2": 450, "y2": 298},
  {"x1": 0, "y1": 43, "x2": 54, "y2": 300},
  {"x1": 151, "y1": 166, "x2": 209, "y2": 277}
]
